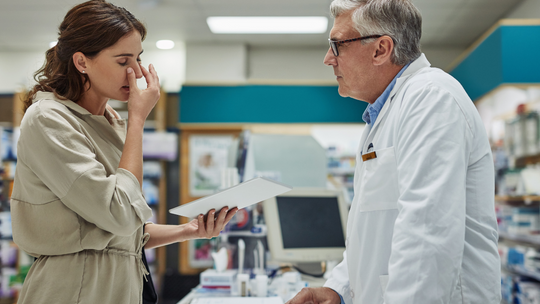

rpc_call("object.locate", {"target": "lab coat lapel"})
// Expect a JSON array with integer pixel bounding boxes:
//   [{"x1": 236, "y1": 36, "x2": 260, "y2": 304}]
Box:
[
  {"x1": 363, "y1": 96, "x2": 394, "y2": 152},
  {"x1": 359, "y1": 123, "x2": 372, "y2": 155},
  {"x1": 363, "y1": 54, "x2": 432, "y2": 151}
]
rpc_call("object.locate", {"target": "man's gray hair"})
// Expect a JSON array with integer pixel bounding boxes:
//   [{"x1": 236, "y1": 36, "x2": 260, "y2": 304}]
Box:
[{"x1": 330, "y1": 0, "x2": 422, "y2": 65}]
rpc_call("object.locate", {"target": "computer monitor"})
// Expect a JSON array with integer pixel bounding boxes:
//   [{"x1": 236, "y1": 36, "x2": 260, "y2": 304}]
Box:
[{"x1": 263, "y1": 188, "x2": 348, "y2": 263}]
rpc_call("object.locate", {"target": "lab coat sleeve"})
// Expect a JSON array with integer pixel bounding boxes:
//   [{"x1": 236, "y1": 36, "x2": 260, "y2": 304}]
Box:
[
  {"x1": 386, "y1": 85, "x2": 472, "y2": 303},
  {"x1": 324, "y1": 250, "x2": 353, "y2": 304},
  {"x1": 19, "y1": 102, "x2": 152, "y2": 237}
]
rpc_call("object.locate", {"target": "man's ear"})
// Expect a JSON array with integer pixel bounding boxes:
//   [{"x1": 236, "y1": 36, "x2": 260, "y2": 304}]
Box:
[
  {"x1": 373, "y1": 36, "x2": 394, "y2": 66},
  {"x1": 72, "y1": 52, "x2": 88, "y2": 73}
]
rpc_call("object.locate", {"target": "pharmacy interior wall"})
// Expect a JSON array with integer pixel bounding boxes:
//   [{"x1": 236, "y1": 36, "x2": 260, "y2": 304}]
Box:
[
  {"x1": 179, "y1": 84, "x2": 367, "y2": 124},
  {"x1": 450, "y1": 21, "x2": 540, "y2": 101}
]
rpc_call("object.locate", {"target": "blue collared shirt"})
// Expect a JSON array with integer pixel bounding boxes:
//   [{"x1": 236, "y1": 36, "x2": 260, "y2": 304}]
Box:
[{"x1": 362, "y1": 62, "x2": 411, "y2": 126}]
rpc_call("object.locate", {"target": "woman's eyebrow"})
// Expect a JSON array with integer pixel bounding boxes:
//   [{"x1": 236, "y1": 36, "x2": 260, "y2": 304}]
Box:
[{"x1": 114, "y1": 50, "x2": 144, "y2": 57}]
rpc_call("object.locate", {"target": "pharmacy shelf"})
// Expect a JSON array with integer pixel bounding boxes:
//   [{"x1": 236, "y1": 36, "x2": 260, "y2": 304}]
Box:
[
  {"x1": 499, "y1": 231, "x2": 540, "y2": 246},
  {"x1": 221, "y1": 230, "x2": 267, "y2": 237},
  {"x1": 328, "y1": 168, "x2": 355, "y2": 175},
  {"x1": 503, "y1": 265, "x2": 540, "y2": 281},
  {"x1": 495, "y1": 195, "x2": 540, "y2": 205}
]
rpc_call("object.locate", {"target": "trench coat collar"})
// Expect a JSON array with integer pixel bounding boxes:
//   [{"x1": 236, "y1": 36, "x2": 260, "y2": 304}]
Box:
[
  {"x1": 33, "y1": 91, "x2": 123, "y2": 123},
  {"x1": 34, "y1": 91, "x2": 92, "y2": 116}
]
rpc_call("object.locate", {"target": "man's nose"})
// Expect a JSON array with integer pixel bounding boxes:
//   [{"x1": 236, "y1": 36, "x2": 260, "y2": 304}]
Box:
[{"x1": 323, "y1": 47, "x2": 337, "y2": 66}]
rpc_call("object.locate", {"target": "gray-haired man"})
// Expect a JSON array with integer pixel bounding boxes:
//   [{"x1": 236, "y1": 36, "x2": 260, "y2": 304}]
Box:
[{"x1": 287, "y1": 0, "x2": 501, "y2": 303}]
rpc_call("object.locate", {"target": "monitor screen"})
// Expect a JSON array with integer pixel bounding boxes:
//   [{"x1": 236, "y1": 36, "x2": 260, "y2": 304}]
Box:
[
  {"x1": 277, "y1": 196, "x2": 345, "y2": 249},
  {"x1": 264, "y1": 189, "x2": 348, "y2": 263}
]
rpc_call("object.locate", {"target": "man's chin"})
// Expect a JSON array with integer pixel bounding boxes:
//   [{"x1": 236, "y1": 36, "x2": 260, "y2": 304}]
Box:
[{"x1": 337, "y1": 87, "x2": 349, "y2": 98}]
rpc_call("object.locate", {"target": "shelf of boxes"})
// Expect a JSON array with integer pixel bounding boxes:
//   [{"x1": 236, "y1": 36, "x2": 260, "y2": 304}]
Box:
[
  {"x1": 499, "y1": 231, "x2": 540, "y2": 246},
  {"x1": 496, "y1": 195, "x2": 540, "y2": 205},
  {"x1": 497, "y1": 196, "x2": 540, "y2": 303},
  {"x1": 503, "y1": 265, "x2": 540, "y2": 282},
  {"x1": 327, "y1": 153, "x2": 356, "y2": 204}
]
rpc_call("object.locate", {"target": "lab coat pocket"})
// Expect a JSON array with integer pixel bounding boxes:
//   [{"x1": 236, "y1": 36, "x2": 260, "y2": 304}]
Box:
[
  {"x1": 379, "y1": 275, "x2": 389, "y2": 297},
  {"x1": 358, "y1": 146, "x2": 399, "y2": 211}
]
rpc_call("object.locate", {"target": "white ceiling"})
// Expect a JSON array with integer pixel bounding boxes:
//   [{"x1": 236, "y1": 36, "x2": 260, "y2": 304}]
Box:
[{"x1": 0, "y1": 0, "x2": 524, "y2": 52}]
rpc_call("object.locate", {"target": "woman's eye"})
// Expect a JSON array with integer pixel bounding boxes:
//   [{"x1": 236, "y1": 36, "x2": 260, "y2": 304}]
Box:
[
  {"x1": 136, "y1": 57, "x2": 141, "y2": 63},
  {"x1": 119, "y1": 60, "x2": 128, "y2": 66}
]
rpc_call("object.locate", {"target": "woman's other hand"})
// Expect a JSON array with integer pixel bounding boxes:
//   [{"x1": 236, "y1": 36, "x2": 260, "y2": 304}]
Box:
[
  {"x1": 126, "y1": 63, "x2": 160, "y2": 125},
  {"x1": 185, "y1": 207, "x2": 239, "y2": 240}
]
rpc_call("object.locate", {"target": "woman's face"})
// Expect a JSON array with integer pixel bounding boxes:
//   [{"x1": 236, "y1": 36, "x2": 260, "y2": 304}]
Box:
[{"x1": 84, "y1": 31, "x2": 144, "y2": 102}]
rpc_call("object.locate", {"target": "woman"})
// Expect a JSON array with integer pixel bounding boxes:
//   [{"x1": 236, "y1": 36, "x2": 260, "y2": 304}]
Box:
[{"x1": 10, "y1": 1, "x2": 238, "y2": 303}]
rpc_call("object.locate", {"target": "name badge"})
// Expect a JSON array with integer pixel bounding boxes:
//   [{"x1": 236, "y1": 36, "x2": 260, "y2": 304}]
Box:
[{"x1": 362, "y1": 151, "x2": 377, "y2": 162}]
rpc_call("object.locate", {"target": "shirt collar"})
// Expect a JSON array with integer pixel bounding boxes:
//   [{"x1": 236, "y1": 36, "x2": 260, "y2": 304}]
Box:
[
  {"x1": 362, "y1": 61, "x2": 411, "y2": 125},
  {"x1": 33, "y1": 91, "x2": 121, "y2": 123},
  {"x1": 34, "y1": 91, "x2": 92, "y2": 116}
]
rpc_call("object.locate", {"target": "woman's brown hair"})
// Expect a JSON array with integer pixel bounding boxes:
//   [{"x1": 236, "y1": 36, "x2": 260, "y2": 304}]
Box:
[{"x1": 23, "y1": 0, "x2": 146, "y2": 112}]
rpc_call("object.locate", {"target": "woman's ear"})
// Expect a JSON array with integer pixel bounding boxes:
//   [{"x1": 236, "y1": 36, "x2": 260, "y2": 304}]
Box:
[{"x1": 72, "y1": 52, "x2": 88, "y2": 74}]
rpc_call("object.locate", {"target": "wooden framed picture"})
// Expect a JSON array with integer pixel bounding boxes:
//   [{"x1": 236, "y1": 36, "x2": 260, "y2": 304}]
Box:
[{"x1": 178, "y1": 126, "x2": 243, "y2": 274}]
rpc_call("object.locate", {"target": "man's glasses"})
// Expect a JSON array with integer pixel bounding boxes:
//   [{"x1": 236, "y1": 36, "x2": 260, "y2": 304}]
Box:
[{"x1": 328, "y1": 35, "x2": 383, "y2": 57}]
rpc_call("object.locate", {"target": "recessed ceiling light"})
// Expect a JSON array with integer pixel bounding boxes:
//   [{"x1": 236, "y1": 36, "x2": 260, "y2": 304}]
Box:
[
  {"x1": 207, "y1": 17, "x2": 328, "y2": 34},
  {"x1": 156, "y1": 40, "x2": 175, "y2": 49},
  {"x1": 49, "y1": 41, "x2": 58, "y2": 48}
]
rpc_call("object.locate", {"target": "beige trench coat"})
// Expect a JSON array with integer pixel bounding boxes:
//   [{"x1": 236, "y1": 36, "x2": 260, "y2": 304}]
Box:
[{"x1": 11, "y1": 91, "x2": 153, "y2": 304}]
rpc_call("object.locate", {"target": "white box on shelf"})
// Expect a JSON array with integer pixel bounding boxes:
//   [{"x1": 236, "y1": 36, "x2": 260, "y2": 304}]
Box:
[{"x1": 200, "y1": 269, "x2": 238, "y2": 289}]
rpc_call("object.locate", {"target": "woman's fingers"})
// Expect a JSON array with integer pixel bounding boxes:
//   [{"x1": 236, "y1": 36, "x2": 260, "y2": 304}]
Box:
[
  {"x1": 213, "y1": 207, "x2": 229, "y2": 235},
  {"x1": 198, "y1": 214, "x2": 205, "y2": 236},
  {"x1": 140, "y1": 64, "x2": 160, "y2": 90},
  {"x1": 139, "y1": 64, "x2": 153, "y2": 87},
  {"x1": 223, "y1": 208, "x2": 239, "y2": 225},
  {"x1": 206, "y1": 209, "x2": 215, "y2": 237},
  {"x1": 196, "y1": 207, "x2": 239, "y2": 239},
  {"x1": 126, "y1": 67, "x2": 139, "y2": 93},
  {"x1": 150, "y1": 64, "x2": 160, "y2": 87}
]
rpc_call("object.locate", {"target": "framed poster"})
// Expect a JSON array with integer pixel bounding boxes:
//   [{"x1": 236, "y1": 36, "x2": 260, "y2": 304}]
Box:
[
  {"x1": 188, "y1": 135, "x2": 234, "y2": 197},
  {"x1": 179, "y1": 127, "x2": 243, "y2": 275}
]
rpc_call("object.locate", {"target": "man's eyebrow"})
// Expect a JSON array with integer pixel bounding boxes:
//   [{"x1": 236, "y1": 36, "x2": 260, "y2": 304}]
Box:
[
  {"x1": 329, "y1": 33, "x2": 342, "y2": 41},
  {"x1": 114, "y1": 50, "x2": 144, "y2": 57}
]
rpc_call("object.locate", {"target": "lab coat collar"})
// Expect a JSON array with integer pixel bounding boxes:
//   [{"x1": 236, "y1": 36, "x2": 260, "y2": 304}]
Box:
[
  {"x1": 363, "y1": 54, "x2": 431, "y2": 147},
  {"x1": 388, "y1": 53, "x2": 431, "y2": 101}
]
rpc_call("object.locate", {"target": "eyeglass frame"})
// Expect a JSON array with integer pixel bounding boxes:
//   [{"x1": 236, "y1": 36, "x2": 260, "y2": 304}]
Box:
[{"x1": 328, "y1": 35, "x2": 383, "y2": 57}]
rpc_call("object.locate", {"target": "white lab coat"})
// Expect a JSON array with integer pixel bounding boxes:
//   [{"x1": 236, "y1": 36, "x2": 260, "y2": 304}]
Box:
[{"x1": 324, "y1": 54, "x2": 501, "y2": 304}]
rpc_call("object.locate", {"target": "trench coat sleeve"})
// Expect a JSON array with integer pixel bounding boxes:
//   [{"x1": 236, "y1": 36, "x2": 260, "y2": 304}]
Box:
[
  {"x1": 385, "y1": 85, "x2": 472, "y2": 303},
  {"x1": 324, "y1": 250, "x2": 352, "y2": 304},
  {"x1": 19, "y1": 103, "x2": 152, "y2": 237}
]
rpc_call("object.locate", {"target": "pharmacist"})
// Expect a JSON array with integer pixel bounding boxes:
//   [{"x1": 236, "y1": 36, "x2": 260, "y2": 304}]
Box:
[{"x1": 287, "y1": 0, "x2": 501, "y2": 304}]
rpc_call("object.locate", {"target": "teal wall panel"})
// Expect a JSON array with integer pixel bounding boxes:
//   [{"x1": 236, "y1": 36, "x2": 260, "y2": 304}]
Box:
[
  {"x1": 450, "y1": 24, "x2": 540, "y2": 101},
  {"x1": 501, "y1": 26, "x2": 540, "y2": 84},
  {"x1": 450, "y1": 28, "x2": 503, "y2": 101},
  {"x1": 179, "y1": 85, "x2": 367, "y2": 123}
]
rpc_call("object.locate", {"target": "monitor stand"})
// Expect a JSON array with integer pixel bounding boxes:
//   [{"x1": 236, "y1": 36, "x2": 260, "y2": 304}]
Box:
[{"x1": 294, "y1": 262, "x2": 324, "y2": 277}]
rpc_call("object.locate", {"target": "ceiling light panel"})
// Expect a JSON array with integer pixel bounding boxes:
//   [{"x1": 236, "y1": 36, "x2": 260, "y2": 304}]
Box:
[
  {"x1": 207, "y1": 17, "x2": 328, "y2": 34},
  {"x1": 156, "y1": 40, "x2": 175, "y2": 49}
]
